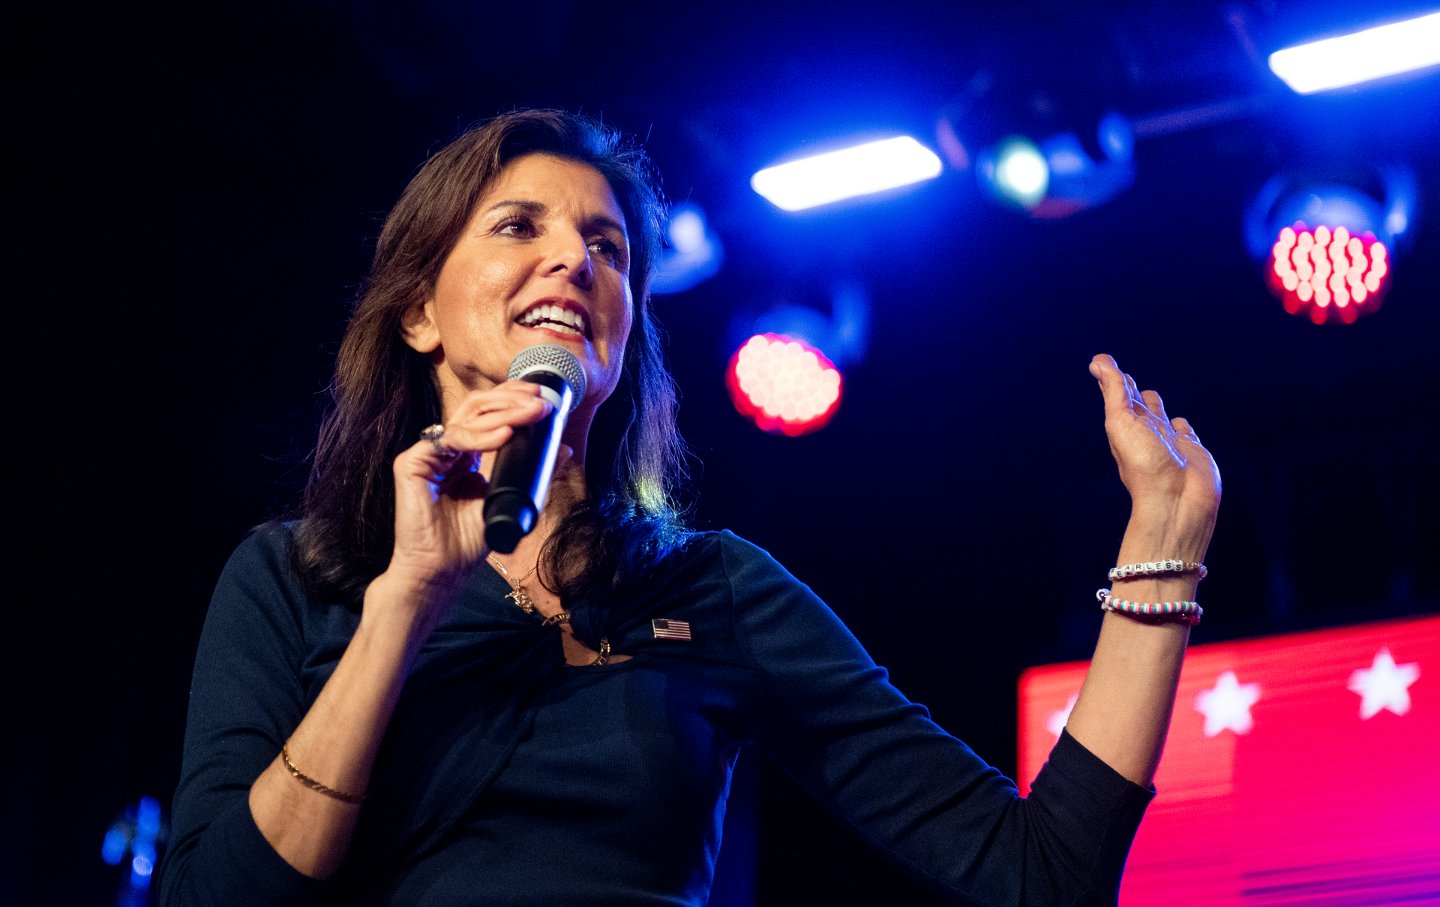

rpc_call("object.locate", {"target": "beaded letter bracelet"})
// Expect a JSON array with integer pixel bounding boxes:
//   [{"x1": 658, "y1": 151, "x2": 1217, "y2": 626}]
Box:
[
  {"x1": 1097, "y1": 588, "x2": 1203, "y2": 626},
  {"x1": 1109, "y1": 559, "x2": 1208, "y2": 582}
]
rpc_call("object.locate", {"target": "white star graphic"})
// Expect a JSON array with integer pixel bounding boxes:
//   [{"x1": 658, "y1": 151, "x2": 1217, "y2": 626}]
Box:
[
  {"x1": 1195, "y1": 670, "x2": 1261, "y2": 737},
  {"x1": 1046, "y1": 693, "x2": 1078, "y2": 738},
  {"x1": 1347, "y1": 646, "x2": 1420, "y2": 719}
]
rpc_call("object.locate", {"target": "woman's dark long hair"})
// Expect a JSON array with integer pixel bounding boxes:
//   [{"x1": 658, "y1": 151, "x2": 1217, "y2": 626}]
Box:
[{"x1": 292, "y1": 108, "x2": 691, "y2": 605}]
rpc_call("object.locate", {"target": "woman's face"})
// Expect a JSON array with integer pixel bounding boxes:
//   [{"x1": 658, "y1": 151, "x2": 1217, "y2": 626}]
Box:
[{"x1": 404, "y1": 153, "x2": 635, "y2": 419}]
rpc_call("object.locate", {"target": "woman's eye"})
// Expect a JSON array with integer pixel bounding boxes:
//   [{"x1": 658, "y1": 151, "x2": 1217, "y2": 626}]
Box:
[
  {"x1": 588, "y1": 238, "x2": 626, "y2": 267},
  {"x1": 497, "y1": 218, "x2": 536, "y2": 237}
]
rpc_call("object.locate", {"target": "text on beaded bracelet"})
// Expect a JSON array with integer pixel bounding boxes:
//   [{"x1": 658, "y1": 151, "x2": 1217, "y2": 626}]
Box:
[{"x1": 1108, "y1": 559, "x2": 1208, "y2": 582}]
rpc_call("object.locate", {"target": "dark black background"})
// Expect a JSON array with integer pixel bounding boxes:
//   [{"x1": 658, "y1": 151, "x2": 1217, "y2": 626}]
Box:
[{"x1": 23, "y1": 1, "x2": 1439, "y2": 904}]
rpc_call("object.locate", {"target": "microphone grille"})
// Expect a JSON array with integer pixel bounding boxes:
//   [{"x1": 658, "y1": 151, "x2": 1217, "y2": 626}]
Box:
[{"x1": 507, "y1": 344, "x2": 588, "y2": 410}]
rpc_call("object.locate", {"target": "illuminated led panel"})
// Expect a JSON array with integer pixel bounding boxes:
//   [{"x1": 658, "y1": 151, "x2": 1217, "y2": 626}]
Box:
[{"x1": 1019, "y1": 614, "x2": 1439, "y2": 905}]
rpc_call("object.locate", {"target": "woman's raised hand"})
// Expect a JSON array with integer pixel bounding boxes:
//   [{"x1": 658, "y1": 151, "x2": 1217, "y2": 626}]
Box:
[{"x1": 1090, "y1": 354, "x2": 1221, "y2": 554}]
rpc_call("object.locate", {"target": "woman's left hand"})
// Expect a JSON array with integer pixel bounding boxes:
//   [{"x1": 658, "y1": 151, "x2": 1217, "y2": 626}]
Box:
[{"x1": 1090, "y1": 353, "x2": 1221, "y2": 553}]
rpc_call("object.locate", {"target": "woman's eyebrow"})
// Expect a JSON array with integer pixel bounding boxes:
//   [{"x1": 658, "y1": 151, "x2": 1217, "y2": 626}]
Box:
[
  {"x1": 586, "y1": 214, "x2": 628, "y2": 239},
  {"x1": 482, "y1": 199, "x2": 546, "y2": 217},
  {"x1": 480, "y1": 199, "x2": 627, "y2": 240}
]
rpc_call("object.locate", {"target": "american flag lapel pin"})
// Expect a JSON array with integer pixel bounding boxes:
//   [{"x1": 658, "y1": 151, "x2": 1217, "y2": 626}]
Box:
[{"x1": 651, "y1": 618, "x2": 692, "y2": 641}]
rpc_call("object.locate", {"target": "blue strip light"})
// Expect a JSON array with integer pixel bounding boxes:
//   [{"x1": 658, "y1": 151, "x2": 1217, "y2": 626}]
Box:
[
  {"x1": 751, "y1": 136, "x2": 943, "y2": 211},
  {"x1": 1268, "y1": 11, "x2": 1440, "y2": 94}
]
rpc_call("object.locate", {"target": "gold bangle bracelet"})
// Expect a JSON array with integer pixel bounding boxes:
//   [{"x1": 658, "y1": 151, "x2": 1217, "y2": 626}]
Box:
[{"x1": 280, "y1": 740, "x2": 366, "y2": 804}]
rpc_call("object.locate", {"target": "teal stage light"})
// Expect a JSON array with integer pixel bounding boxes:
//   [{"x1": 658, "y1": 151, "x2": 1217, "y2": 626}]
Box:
[
  {"x1": 980, "y1": 136, "x2": 1048, "y2": 209},
  {"x1": 973, "y1": 113, "x2": 1135, "y2": 219}
]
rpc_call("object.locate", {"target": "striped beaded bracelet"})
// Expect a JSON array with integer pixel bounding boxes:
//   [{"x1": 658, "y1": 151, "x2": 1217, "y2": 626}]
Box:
[
  {"x1": 1108, "y1": 559, "x2": 1208, "y2": 582},
  {"x1": 1096, "y1": 588, "x2": 1203, "y2": 626}
]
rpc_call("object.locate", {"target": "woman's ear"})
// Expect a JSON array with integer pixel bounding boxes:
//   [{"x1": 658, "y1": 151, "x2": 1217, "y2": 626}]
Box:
[{"x1": 401, "y1": 299, "x2": 441, "y2": 353}]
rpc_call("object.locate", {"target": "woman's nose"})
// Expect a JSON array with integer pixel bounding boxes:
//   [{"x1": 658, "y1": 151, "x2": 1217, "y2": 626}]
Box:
[{"x1": 544, "y1": 232, "x2": 594, "y2": 288}]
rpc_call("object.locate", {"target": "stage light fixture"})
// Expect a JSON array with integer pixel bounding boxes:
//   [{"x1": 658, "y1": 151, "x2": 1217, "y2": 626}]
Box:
[
  {"x1": 721, "y1": 281, "x2": 867, "y2": 436},
  {"x1": 725, "y1": 333, "x2": 843, "y2": 437},
  {"x1": 1244, "y1": 164, "x2": 1417, "y2": 325},
  {"x1": 1268, "y1": 10, "x2": 1440, "y2": 94},
  {"x1": 943, "y1": 72, "x2": 1137, "y2": 220},
  {"x1": 750, "y1": 135, "x2": 943, "y2": 212},
  {"x1": 1268, "y1": 224, "x2": 1390, "y2": 324},
  {"x1": 651, "y1": 202, "x2": 723, "y2": 295},
  {"x1": 973, "y1": 115, "x2": 1135, "y2": 218}
]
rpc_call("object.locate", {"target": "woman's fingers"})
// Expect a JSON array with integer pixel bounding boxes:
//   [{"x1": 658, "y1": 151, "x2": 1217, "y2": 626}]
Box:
[
  {"x1": 1093, "y1": 354, "x2": 1186, "y2": 466},
  {"x1": 1091, "y1": 356, "x2": 1222, "y2": 520},
  {"x1": 1141, "y1": 389, "x2": 1171, "y2": 427},
  {"x1": 428, "y1": 384, "x2": 555, "y2": 457},
  {"x1": 395, "y1": 437, "x2": 480, "y2": 497},
  {"x1": 453, "y1": 381, "x2": 550, "y2": 418},
  {"x1": 394, "y1": 383, "x2": 555, "y2": 492},
  {"x1": 1091, "y1": 354, "x2": 1155, "y2": 417},
  {"x1": 1094, "y1": 355, "x2": 1178, "y2": 429},
  {"x1": 1090, "y1": 354, "x2": 1135, "y2": 420},
  {"x1": 1123, "y1": 371, "x2": 1141, "y2": 406},
  {"x1": 1171, "y1": 417, "x2": 1217, "y2": 478}
]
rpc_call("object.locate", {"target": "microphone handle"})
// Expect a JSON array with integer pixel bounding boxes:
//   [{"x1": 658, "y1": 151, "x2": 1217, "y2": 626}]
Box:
[{"x1": 482, "y1": 371, "x2": 574, "y2": 553}]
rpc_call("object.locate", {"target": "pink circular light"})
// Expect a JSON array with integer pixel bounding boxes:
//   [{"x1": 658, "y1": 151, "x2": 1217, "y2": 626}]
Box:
[
  {"x1": 725, "y1": 333, "x2": 843, "y2": 436},
  {"x1": 1266, "y1": 223, "x2": 1391, "y2": 324}
]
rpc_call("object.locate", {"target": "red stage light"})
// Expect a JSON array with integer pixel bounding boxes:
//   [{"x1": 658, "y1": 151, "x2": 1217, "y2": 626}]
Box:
[
  {"x1": 1267, "y1": 223, "x2": 1390, "y2": 324},
  {"x1": 725, "y1": 333, "x2": 843, "y2": 436}
]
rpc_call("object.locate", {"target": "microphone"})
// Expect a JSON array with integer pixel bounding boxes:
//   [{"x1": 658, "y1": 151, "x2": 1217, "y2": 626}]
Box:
[{"x1": 483, "y1": 344, "x2": 588, "y2": 554}]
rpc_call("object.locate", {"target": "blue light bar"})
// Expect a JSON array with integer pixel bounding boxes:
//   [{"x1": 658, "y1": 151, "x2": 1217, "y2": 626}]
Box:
[
  {"x1": 751, "y1": 136, "x2": 943, "y2": 211},
  {"x1": 1268, "y1": 11, "x2": 1440, "y2": 94}
]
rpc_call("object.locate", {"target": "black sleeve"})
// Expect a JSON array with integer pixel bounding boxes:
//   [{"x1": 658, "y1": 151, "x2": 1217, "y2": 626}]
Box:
[
  {"x1": 722, "y1": 532, "x2": 1152, "y2": 906},
  {"x1": 155, "y1": 526, "x2": 333, "y2": 907}
]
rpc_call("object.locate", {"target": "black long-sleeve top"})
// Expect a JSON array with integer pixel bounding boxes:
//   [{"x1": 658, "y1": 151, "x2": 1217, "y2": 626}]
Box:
[{"x1": 157, "y1": 524, "x2": 1153, "y2": 906}]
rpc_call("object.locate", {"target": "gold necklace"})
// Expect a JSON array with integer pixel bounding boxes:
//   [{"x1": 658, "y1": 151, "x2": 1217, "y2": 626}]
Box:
[
  {"x1": 488, "y1": 554, "x2": 540, "y2": 614},
  {"x1": 488, "y1": 553, "x2": 606, "y2": 664}
]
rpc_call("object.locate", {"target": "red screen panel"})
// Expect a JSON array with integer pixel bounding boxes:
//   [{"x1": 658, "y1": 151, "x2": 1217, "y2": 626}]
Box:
[{"x1": 1017, "y1": 614, "x2": 1440, "y2": 905}]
